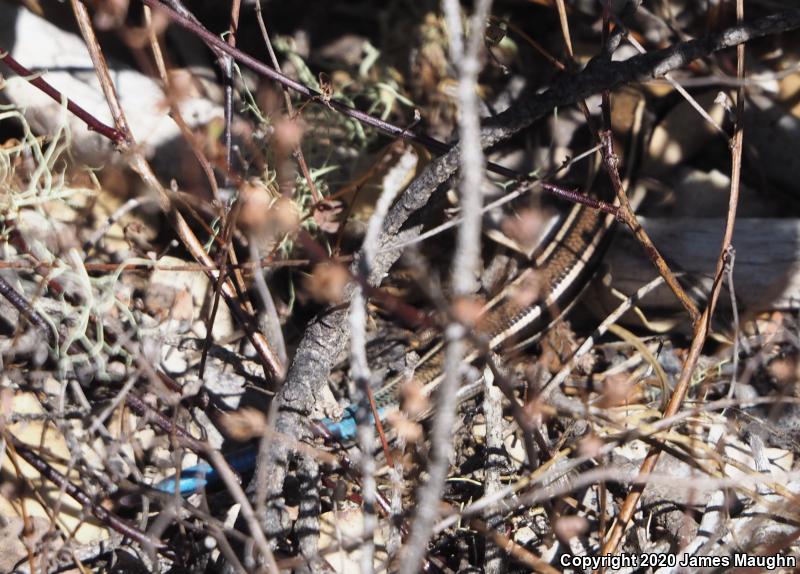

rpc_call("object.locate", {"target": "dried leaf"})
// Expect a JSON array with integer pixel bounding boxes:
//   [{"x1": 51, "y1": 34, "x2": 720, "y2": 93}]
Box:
[
  {"x1": 313, "y1": 200, "x2": 344, "y2": 233},
  {"x1": 318, "y1": 72, "x2": 334, "y2": 105},
  {"x1": 554, "y1": 516, "x2": 589, "y2": 541}
]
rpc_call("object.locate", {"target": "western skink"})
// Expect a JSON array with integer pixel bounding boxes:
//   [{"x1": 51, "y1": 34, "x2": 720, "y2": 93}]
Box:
[{"x1": 154, "y1": 187, "x2": 617, "y2": 495}]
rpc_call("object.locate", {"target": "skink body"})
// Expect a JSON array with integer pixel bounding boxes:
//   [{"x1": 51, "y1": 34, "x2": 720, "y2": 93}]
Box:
[{"x1": 154, "y1": 190, "x2": 615, "y2": 495}]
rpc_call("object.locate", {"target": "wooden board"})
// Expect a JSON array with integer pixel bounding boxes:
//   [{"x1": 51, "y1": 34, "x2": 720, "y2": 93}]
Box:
[{"x1": 605, "y1": 217, "x2": 800, "y2": 315}]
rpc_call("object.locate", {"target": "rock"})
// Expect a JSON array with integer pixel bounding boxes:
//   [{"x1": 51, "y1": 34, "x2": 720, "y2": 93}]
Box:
[{"x1": 0, "y1": 4, "x2": 222, "y2": 168}]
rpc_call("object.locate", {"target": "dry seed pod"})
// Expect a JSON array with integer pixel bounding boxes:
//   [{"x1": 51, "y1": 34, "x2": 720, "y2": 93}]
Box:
[
  {"x1": 272, "y1": 118, "x2": 305, "y2": 155},
  {"x1": 238, "y1": 181, "x2": 301, "y2": 254},
  {"x1": 237, "y1": 180, "x2": 273, "y2": 234}
]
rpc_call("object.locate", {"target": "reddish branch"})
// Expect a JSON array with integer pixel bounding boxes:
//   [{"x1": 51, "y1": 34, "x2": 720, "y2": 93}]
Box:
[
  {"x1": 599, "y1": 0, "x2": 750, "y2": 558},
  {"x1": 136, "y1": 0, "x2": 618, "y2": 214},
  {"x1": 0, "y1": 51, "x2": 126, "y2": 144}
]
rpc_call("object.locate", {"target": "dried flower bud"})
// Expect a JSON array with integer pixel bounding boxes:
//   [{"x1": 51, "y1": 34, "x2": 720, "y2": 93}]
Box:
[
  {"x1": 267, "y1": 196, "x2": 301, "y2": 236},
  {"x1": 401, "y1": 379, "x2": 429, "y2": 419},
  {"x1": 523, "y1": 397, "x2": 547, "y2": 424},
  {"x1": 452, "y1": 296, "x2": 484, "y2": 327},
  {"x1": 769, "y1": 356, "x2": 797, "y2": 387},
  {"x1": 554, "y1": 515, "x2": 588, "y2": 542},
  {"x1": 598, "y1": 374, "x2": 635, "y2": 408},
  {"x1": 237, "y1": 180, "x2": 273, "y2": 233},
  {"x1": 578, "y1": 434, "x2": 603, "y2": 459},
  {"x1": 219, "y1": 407, "x2": 268, "y2": 442},
  {"x1": 94, "y1": 0, "x2": 129, "y2": 31},
  {"x1": 273, "y1": 118, "x2": 305, "y2": 155},
  {"x1": 304, "y1": 262, "x2": 350, "y2": 304},
  {"x1": 501, "y1": 209, "x2": 545, "y2": 254},
  {"x1": 387, "y1": 411, "x2": 423, "y2": 442}
]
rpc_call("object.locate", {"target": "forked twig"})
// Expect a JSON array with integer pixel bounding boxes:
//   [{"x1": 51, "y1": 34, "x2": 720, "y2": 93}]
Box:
[
  {"x1": 66, "y1": 0, "x2": 284, "y2": 381},
  {"x1": 599, "y1": 0, "x2": 748, "y2": 557}
]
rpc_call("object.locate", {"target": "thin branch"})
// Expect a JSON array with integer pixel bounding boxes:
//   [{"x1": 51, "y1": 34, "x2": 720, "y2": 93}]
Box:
[
  {"x1": 599, "y1": 0, "x2": 748, "y2": 556},
  {"x1": 135, "y1": 0, "x2": 614, "y2": 209},
  {"x1": 0, "y1": 51, "x2": 125, "y2": 144},
  {"x1": 223, "y1": 0, "x2": 241, "y2": 175},
  {"x1": 434, "y1": 393, "x2": 800, "y2": 536},
  {"x1": 143, "y1": 6, "x2": 220, "y2": 202},
  {"x1": 69, "y1": 0, "x2": 130, "y2": 136},
  {"x1": 67, "y1": 0, "x2": 284, "y2": 381},
  {"x1": 205, "y1": 449, "x2": 279, "y2": 573},
  {"x1": 482, "y1": 372, "x2": 507, "y2": 574},
  {"x1": 347, "y1": 149, "x2": 410, "y2": 572},
  {"x1": 400, "y1": 1, "x2": 493, "y2": 572},
  {"x1": 0, "y1": 276, "x2": 54, "y2": 344},
  {"x1": 599, "y1": 132, "x2": 700, "y2": 323},
  {"x1": 253, "y1": 0, "x2": 322, "y2": 203},
  {"x1": 7, "y1": 436, "x2": 169, "y2": 554}
]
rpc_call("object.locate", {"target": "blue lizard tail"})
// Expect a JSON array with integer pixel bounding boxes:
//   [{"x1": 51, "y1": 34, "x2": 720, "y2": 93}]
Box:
[
  {"x1": 153, "y1": 404, "x2": 387, "y2": 495},
  {"x1": 153, "y1": 448, "x2": 257, "y2": 495}
]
